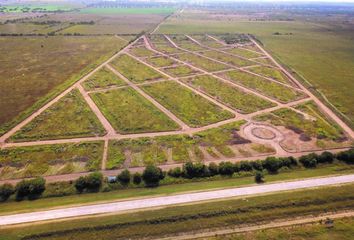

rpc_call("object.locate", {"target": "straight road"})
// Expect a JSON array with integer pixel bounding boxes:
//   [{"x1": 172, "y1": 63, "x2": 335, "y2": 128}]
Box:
[{"x1": 1, "y1": 174, "x2": 354, "y2": 226}]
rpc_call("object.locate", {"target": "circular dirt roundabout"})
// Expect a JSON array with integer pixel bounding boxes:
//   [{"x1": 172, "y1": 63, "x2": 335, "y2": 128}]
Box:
[{"x1": 251, "y1": 127, "x2": 276, "y2": 140}]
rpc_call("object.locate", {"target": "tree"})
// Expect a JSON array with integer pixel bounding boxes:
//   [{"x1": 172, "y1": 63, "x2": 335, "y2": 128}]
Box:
[
  {"x1": 117, "y1": 169, "x2": 131, "y2": 186},
  {"x1": 336, "y1": 149, "x2": 354, "y2": 164},
  {"x1": 299, "y1": 154, "x2": 317, "y2": 168},
  {"x1": 208, "y1": 162, "x2": 219, "y2": 176},
  {"x1": 85, "y1": 172, "x2": 103, "y2": 192},
  {"x1": 218, "y1": 162, "x2": 234, "y2": 176},
  {"x1": 263, "y1": 157, "x2": 281, "y2": 173},
  {"x1": 239, "y1": 161, "x2": 253, "y2": 172},
  {"x1": 255, "y1": 171, "x2": 264, "y2": 183},
  {"x1": 133, "y1": 172, "x2": 142, "y2": 185},
  {"x1": 142, "y1": 165, "x2": 163, "y2": 187},
  {"x1": 75, "y1": 176, "x2": 87, "y2": 193},
  {"x1": 0, "y1": 183, "x2": 14, "y2": 202},
  {"x1": 183, "y1": 162, "x2": 207, "y2": 178},
  {"x1": 15, "y1": 177, "x2": 46, "y2": 201},
  {"x1": 168, "y1": 167, "x2": 182, "y2": 178},
  {"x1": 317, "y1": 151, "x2": 334, "y2": 164},
  {"x1": 251, "y1": 160, "x2": 263, "y2": 171}
]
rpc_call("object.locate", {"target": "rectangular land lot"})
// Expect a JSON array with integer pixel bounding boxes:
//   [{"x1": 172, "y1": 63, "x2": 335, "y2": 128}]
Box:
[
  {"x1": 90, "y1": 87, "x2": 179, "y2": 134},
  {"x1": 82, "y1": 67, "x2": 127, "y2": 91},
  {"x1": 145, "y1": 56, "x2": 176, "y2": 68},
  {"x1": 220, "y1": 70, "x2": 306, "y2": 103},
  {"x1": 174, "y1": 52, "x2": 229, "y2": 72},
  {"x1": 226, "y1": 47, "x2": 264, "y2": 59},
  {"x1": 128, "y1": 46, "x2": 157, "y2": 58},
  {"x1": 141, "y1": 81, "x2": 234, "y2": 127},
  {"x1": 200, "y1": 50, "x2": 255, "y2": 67},
  {"x1": 162, "y1": 64, "x2": 200, "y2": 77},
  {"x1": 9, "y1": 89, "x2": 106, "y2": 142},
  {"x1": 0, "y1": 141, "x2": 103, "y2": 180},
  {"x1": 189, "y1": 35, "x2": 225, "y2": 48},
  {"x1": 109, "y1": 54, "x2": 166, "y2": 83},
  {"x1": 247, "y1": 65, "x2": 293, "y2": 85},
  {"x1": 183, "y1": 75, "x2": 276, "y2": 113}
]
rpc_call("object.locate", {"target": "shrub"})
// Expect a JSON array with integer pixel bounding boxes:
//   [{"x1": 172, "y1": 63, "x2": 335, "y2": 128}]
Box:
[
  {"x1": 251, "y1": 160, "x2": 263, "y2": 171},
  {"x1": 74, "y1": 176, "x2": 87, "y2": 193},
  {"x1": 255, "y1": 171, "x2": 264, "y2": 183},
  {"x1": 239, "y1": 161, "x2": 253, "y2": 172},
  {"x1": 183, "y1": 162, "x2": 207, "y2": 178},
  {"x1": 336, "y1": 149, "x2": 354, "y2": 164},
  {"x1": 133, "y1": 172, "x2": 142, "y2": 185},
  {"x1": 218, "y1": 161, "x2": 234, "y2": 176},
  {"x1": 0, "y1": 183, "x2": 15, "y2": 202},
  {"x1": 263, "y1": 157, "x2": 281, "y2": 173},
  {"x1": 142, "y1": 165, "x2": 163, "y2": 187},
  {"x1": 208, "y1": 162, "x2": 219, "y2": 176},
  {"x1": 317, "y1": 151, "x2": 334, "y2": 164},
  {"x1": 15, "y1": 177, "x2": 46, "y2": 201},
  {"x1": 168, "y1": 167, "x2": 182, "y2": 178},
  {"x1": 299, "y1": 153, "x2": 318, "y2": 168},
  {"x1": 117, "y1": 169, "x2": 131, "y2": 186},
  {"x1": 75, "y1": 172, "x2": 103, "y2": 193}
]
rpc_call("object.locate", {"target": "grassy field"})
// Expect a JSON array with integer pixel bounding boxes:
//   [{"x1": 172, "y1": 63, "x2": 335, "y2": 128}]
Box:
[
  {"x1": 201, "y1": 50, "x2": 255, "y2": 67},
  {"x1": 2, "y1": 182, "x2": 354, "y2": 239},
  {"x1": 80, "y1": 7, "x2": 176, "y2": 15},
  {"x1": 9, "y1": 90, "x2": 105, "y2": 142},
  {"x1": 0, "y1": 5, "x2": 74, "y2": 13},
  {"x1": 109, "y1": 54, "x2": 166, "y2": 83},
  {"x1": 170, "y1": 36, "x2": 206, "y2": 51},
  {"x1": 145, "y1": 55, "x2": 176, "y2": 67},
  {"x1": 184, "y1": 75, "x2": 276, "y2": 113},
  {"x1": 220, "y1": 70, "x2": 306, "y2": 103},
  {"x1": 141, "y1": 81, "x2": 234, "y2": 127},
  {"x1": 162, "y1": 64, "x2": 199, "y2": 77},
  {"x1": 190, "y1": 34, "x2": 225, "y2": 48},
  {"x1": 0, "y1": 142, "x2": 103, "y2": 180},
  {"x1": 0, "y1": 36, "x2": 126, "y2": 137},
  {"x1": 174, "y1": 52, "x2": 229, "y2": 72},
  {"x1": 206, "y1": 217, "x2": 354, "y2": 239},
  {"x1": 226, "y1": 47, "x2": 264, "y2": 59},
  {"x1": 248, "y1": 65, "x2": 292, "y2": 84},
  {"x1": 90, "y1": 87, "x2": 179, "y2": 134},
  {"x1": 128, "y1": 46, "x2": 157, "y2": 57},
  {"x1": 157, "y1": 10, "x2": 354, "y2": 128},
  {"x1": 82, "y1": 67, "x2": 127, "y2": 91},
  {"x1": 152, "y1": 43, "x2": 183, "y2": 54}
]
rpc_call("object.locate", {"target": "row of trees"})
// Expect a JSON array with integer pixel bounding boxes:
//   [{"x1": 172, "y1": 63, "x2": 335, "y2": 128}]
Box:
[{"x1": 0, "y1": 177, "x2": 46, "y2": 202}]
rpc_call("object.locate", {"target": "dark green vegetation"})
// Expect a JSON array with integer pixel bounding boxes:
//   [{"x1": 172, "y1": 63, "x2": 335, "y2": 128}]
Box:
[
  {"x1": 90, "y1": 87, "x2": 179, "y2": 134},
  {"x1": 0, "y1": 142, "x2": 103, "y2": 180},
  {"x1": 9, "y1": 90, "x2": 106, "y2": 142},
  {"x1": 2, "y1": 182, "x2": 354, "y2": 240},
  {"x1": 82, "y1": 67, "x2": 126, "y2": 91},
  {"x1": 141, "y1": 81, "x2": 234, "y2": 127},
  {"x1": 184, "y1": 75, "x2": 276, "y2": 113},
  {"x1": 0, "y1": 36, "x2": 125, "y2": 136},
  {"x1": 110, "y1": 54, "x2": 166, "y2": 83},
  {"x1": 0, "y1": 5, "x2": 74, "y2": 13},
  {"x1": 220, "y1": 70, "x2": 306, "y2": 102}
]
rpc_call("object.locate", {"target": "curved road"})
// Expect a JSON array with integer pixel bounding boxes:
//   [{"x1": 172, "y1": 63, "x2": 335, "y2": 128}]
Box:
[{"x1": 1, "y1": 174, "x2": 354, "y2": 226}]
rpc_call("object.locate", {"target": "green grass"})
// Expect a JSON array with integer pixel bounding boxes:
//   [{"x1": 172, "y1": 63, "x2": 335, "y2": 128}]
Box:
[
  {"x1": 0, "y1": 36, "x2": 126, "y2": 137},
  {"x1": 128, "y1": 46, "x2": 157, "y2": 57},
  {"x1": 248, "y1": 65, "x2": 292, "y2": 84},
  {"x1": 174, "y1": 52, "x2": 229, "y2": 72},
  {"x1": 163, "y1": 64, "x2": 199, "y2": 77},
  {"x1": 2, "y1": 181, "x2": 354, "y2": 240},
  {"x1": 90, "y1": 87, "x2": 179, "y2": 134},
  {"x1": 201, "y1": 50, "x2": 255, "y2": 67},
  {"x1": 145, "y1": 55, "x2": 176, "y2": 67},
  {"x1": 110, "y1": 54, "x2": 166, "y2": 83},
  {"x1": 0, "y1": 142, "x2": 103, "y2": 180},
  {"x1": 207, "y1": 217, "x2": 354, "y2": 239},
  {"x1": 141, "y1": 81, "x2": 234, "y2": 127},
  {"x1": 190, "y1": 35, "x2": 225, "y2": 48},
  {"x1": 226, "y1": 47, "x2": 264, "y2": 59},
  {"x1": 9, "y1": 89, "x2": 106, "y2": 142},
  {"x1": 0, "y1": 5, "x2": 74, "y2": 13},
  {"x1": 221, "y1": 70, "x2": 306, "y2": 103},
  {"x1": 80, "y1": 7, "x2": 176, "y2": 15},
  {"x1": 152, "y1": 44, "x2": 183, "y2": 54},
  {"x1": 82, "y1": 67, "x2": 127, "y2": 91},
  {"x1": 254, "y1": 101, "x2": 345, "y2": 141},
  {"x1": 183, "y1": 75, "x2": 276, "y2": 113}
]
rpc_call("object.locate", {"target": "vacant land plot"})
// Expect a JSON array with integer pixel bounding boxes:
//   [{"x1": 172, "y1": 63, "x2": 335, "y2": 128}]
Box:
[
  {"x1": 220, "y1": 70, "x2": 306, "y2": 103},
  {"x1": 226, "y1": 47, "x2": 264, "y2": 59},
  {"x1": 82, "y1": 67, "x2": 127, "y2": 91},
  {"x1": 9, "y1": 90, "x2": 105, "y2": 142},
  {"x1": 169, "y1": 35, "x2": 206, "y2": 51},
  {"x1": 91, "y1": 87, "x2": 179, "y2": 134},
  {"x1": 174, "y1": 52, "x2": 229, "y2": 72},
  {"x1": 247, "y1": 65, "x2": 292, "y2": 85},
  {"x1": 145, "y1": 55, "x2": 176, "y2": 67},
  {"x1": 152, "y1": 44, "x2": 183, "y2": 54},
  {"x1": 189, "y1": 34, "x2": 225, "y2": 48},
  {"x1": 142, "y1": 81, "x2": 234, "y2": 127},
  {"x1": 252, "y1": 57, "x2": 277, "y2": 66},
  {"x1": 0, "y1": 23, "x2": 49, "y2": 34},
  {"x1": 0, "y1": 36, "x2": 125, "y2": 136},
  {"x1": 0, "y1": 141, "x2": 103, "y2": 180},
  {"x1": 109, "y1": 54, "x2": 166, "y2": 83},
  {"x1": 184, "y1": 75, "x2": 275, "y2": 113},
  {"x1": 128, "y1": 46, "x2": 157, "y2": 57},
  {"x1": 201, "y1": 50, "x2": 255, "y2": 67},
  {"x1": 162, "y1": 64, "x2": 199, "y2": 77}
]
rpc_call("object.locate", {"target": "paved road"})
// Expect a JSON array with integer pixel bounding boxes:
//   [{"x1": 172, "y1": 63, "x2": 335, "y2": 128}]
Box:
[{"x1": 1, "y1": 174, "x2": 354, "y2": 226}]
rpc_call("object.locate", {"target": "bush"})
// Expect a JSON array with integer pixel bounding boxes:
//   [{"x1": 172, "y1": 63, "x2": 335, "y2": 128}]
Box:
[
  {"x1": 317, "y1": 151, "x2": 334, "y2": 164},
  {"x1": 208, "y1": 162, "x2": 219, "y2": 176},
  {"x1": 255, "y1": 171, "x2": 264, "y2": 183},
  {"x1": 218, "y1": 161, "x2": 234, "y2": 176},
  {"x1": 74, "y1": 172, "x2": 103, "y2": 193},
  {"x1": 251, "y1": 160, "x2": 263, "y2": 171},
  {"x1": 168, "y1": 167, "x2": 182, "y2": 178},
  {"x1": 299, "y1": 153, "x2": 318, "y2": 168},
  {"x1": 336, "y1": 149, "x2": 354, "y2": 164},
  {"x1": 0, "y1": 183, "x2": 15, "y2": 202},
  {"x1": 117, "y1": 169, "x2": 131, "y2": 186},
  {"x1": 15, "y1": 177, "x2": 46, "y2": 201},
  {"x1": 239, "y1": 161, "x2": 253, "y2": 172},
  {"x1": 183, "y1": 162, "x2": 208, "y2": 178},
  {"x1": 133, "y1": 172, "x2": 142, "y2": 185},
  {"x1": 74, "y1": 176, "x2": 87, "y2": 193},
  {"x1": 142, "y1": 165, "x2": 163, "y2": 187},
  {"x1": 263, "y1": 157, "x2": 281, "y2": 173}
]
